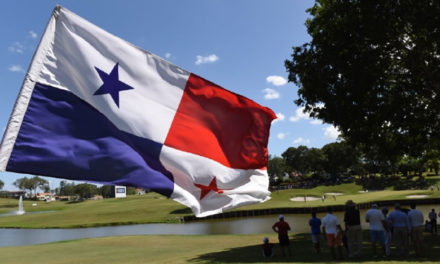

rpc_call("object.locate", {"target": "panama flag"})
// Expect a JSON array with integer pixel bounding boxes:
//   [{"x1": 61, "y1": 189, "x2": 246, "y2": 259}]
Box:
[{"x1": 0, "y1": 6, "x2": 276, "y2": 217}]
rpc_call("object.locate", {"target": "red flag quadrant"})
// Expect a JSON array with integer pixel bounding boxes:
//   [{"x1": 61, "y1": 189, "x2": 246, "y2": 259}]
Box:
[{"x1": 165, "y1": 73, "x2": 276, "y2": 170}]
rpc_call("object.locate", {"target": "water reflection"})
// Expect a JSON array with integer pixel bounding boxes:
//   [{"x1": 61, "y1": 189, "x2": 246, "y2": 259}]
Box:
[{"x1": 0, "y1": 204, "x2": 437, "y2": 247}]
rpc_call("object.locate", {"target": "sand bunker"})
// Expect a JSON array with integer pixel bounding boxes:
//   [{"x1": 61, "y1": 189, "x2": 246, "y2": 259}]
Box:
[
  {"x1": 325, "y1": 192, "x2": 343, "y2": 196},
  {"x1": 406, "y1": 194, "x2": 429, "y2": 199},
  {"x1": 290, "y1": 196, "x2": 321, "y2": 202}
]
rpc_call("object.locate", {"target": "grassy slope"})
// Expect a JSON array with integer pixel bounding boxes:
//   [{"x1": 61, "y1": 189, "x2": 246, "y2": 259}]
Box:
[
  {"x1": 1, "y1": 233, "x2": 440, "y2": 264},
  {"x1": 1, "y1": 182, "x2": 440, "y2": 228},
  {"x1": 0, "y1": 193, "x2": 187, "y2": 228}
]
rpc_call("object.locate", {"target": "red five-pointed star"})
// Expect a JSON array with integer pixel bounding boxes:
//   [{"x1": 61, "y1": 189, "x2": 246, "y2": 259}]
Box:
[{"x1": 194, "y1": 177, "x2": 224, "y2": 200}]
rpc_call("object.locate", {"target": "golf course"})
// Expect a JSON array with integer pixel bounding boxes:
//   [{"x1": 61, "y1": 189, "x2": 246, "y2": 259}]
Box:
[{"x1": 2, "y1": 180, "x2": 440, "y2": 263}]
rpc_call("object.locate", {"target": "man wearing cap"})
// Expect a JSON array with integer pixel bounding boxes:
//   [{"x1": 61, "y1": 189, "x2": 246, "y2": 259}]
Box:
[
  {"x1": 365, "y1": 203, "x2": 387, "y2": 257},
  {"x1": 344, "y1": 200, "x2": 362, "y2": 258},
  {"x1": 272, "y1": 215, "x2": 292, "y2": 256},
  {"x1": 387, "y1": 203, "x2": 410, "y2": 257},
  {"x1": 322, "y1": 207, "x2": 344, "y2": 259},
  {"x1": 261, "y1": 237, "x2": 274, "y2": 257}
]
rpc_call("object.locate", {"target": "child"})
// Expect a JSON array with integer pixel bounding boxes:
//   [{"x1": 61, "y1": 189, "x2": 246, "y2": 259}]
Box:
[{"x1": 262, "y1": 237, "x2": 274, "y2": 257}]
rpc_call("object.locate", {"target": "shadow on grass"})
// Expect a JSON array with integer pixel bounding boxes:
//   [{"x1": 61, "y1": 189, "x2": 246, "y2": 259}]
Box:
[
  {"x1": 170, "y1": 208, "x2": 192, "y2": 214},
  {"x1": 191, "y1": 233, "x2": 440, "y2": 263}
]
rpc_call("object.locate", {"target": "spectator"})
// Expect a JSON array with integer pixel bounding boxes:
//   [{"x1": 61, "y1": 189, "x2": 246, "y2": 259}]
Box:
[
  {"x1": 365, "y1": 204, "x2": 387, "y2": 257},
  {"x1": 425, "y1": 220, "x2": 432, "y2": 233},
  {"x1": 309, "y1": 211, "x2": 322, "y2": 254},
  {"x1": 387, "y1": 203, "x2": 410, "y2": 258},
  {"x1": 429, "y1": 209, "x2": 437, "y2": 234},
  {"x1": 322, "y1": 207, "x2": 344, "y2": 259},
  {"x1": 344, "y1": 200, "x2": 362, "y2": 258},
  {"x1": 381, "y1": 206, "x2": 392, "y2": 257},
  {"x1": 261, "y1": 237, "x2": 274, "y2": 258},
  {"x1": 272, "y1": 215, "x2": 292, "y2": 256},
  {"x1": 408, "y1": 204, "x2": 424, "y2": 256}
]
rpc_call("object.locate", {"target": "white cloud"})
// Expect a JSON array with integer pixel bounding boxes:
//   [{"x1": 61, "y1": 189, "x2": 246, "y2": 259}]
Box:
[
  {"x1": 263, "y1": 88, "x2": 280, "y2": 100},
  {"x1": 266, "y1": 75, "x2": 287, "y2": 86},
  {"x1": 8, "y1": 65, "x2": 24, "y2": 73},
  {"x1": 310, "y1": 119, "x2": 323, "y2": 125},
  {"x1": 324, "y1": 125, "x2": 341, "y2": 140},
  {"x1": 289, "y1": 107, "x2": 310, "y2": 122},
  {"x1": 293, "y1": 137, "x2": 310, "y2": 145},
  {"x1": 8, "y1": 42, "x2": 24, "y2": 53},
  {"x1": 165, "y1": 52, "x2": 171, "y2": 59},
  {"x1": 272, "y1": 113, "x2": 285, "y2": 124},
  {"x1": 195, "y1": 54, "x2": 219, "y2": 65},
  {"x1": 28, "y1": 30, "x2": 38, "y2": 39},
  {"x1": 277, "y1": 132, "x2": 287, "y2": 139}
]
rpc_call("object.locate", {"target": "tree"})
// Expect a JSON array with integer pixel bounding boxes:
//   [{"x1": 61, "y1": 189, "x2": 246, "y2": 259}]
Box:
[
  {"x1": 100, "y1": 185, "x2": 114, "y2": 198},
  {"x1": 268, "y1": 156, "x2": 288, "y2": 180},
  {"x1": 285, "y1": 0, "x2": 440, "y2": 158},
  {"x1": 303, "y1": 147, "x2": 325, "y2": 174},
  {"x1": 74, "y1": 183, "x2": 98, "y2": 200},
  {"x1": 282, "y1": 145, "x2": 310, "y2": 174},
  {"x1": 59, "y1": 180, "x2": 76, "y2": 196},
  {"x1": 321, "y1": 142, "x2": 360, "y2": 178},
  {"x1": 13, "y1": 176, "x2": 48, "y2": 197},
  {"x1": 0, "y1": 179, "x2": 3, "y2": 190}
]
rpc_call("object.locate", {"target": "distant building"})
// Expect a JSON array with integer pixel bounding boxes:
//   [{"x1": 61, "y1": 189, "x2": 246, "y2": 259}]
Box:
[
  {"x1": 135, "y1": 188, "x2": 145, "y2": 195},
  {"x1": 36, "y1": 192, "x2": 55, "y2": 201},
  {"x1": 8, "y1": 191, "x2": 27, "y2": 198},
  {"x1": 90, "y1": 195, "x2": 103, "y2": 200}
]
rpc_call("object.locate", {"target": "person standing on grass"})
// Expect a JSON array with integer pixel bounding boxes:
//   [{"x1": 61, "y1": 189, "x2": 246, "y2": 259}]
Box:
[
  {"x1": 309, "y1": 211, "x2": 322, "y2": 254},
  {"x1": 408, "y1": 204, "x2": 424, "y2": 256},
  {"x1": 272, "y1": 215, "x2": 292, "y2": 257},
  {"x1": 387, "y1": 203, "x2": 410, "y2": 258},
  {"x1": 322, "y1": 207, "x2": 344, "y2": 259},
  {"x1": 429, "y1": 208, "x2": 437, "y2": 234},
  {"x1": 365, "y1": 204, "x2": 387, "y2": 257},
  {"x1": 344, "y1": 200, "x2": 362, "y2": 258},
  {"x1": 381, "y1": 206, "x2": 392, "y2": 257}
]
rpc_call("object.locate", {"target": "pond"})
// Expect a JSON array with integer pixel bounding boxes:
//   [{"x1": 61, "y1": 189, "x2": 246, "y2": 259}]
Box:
[{"x1": 1, "y1": 204, "x2": 438, "y2": 247}]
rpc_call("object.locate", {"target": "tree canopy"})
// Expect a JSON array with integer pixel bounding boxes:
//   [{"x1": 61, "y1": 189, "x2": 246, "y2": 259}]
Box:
[
  {"x1": 13, "y1": 176, "x2": 49, "y2": 197},
  {"x1": 285, "y1": 0, "x2": 440, "y2": 158}
]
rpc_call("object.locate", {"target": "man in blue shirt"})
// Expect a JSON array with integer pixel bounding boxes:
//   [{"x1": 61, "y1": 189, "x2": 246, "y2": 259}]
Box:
[
  {"x1": 387, "y1": 203, "x2": 410, "y2": 257},
  {"x1": 309, "y1": 211, "x2": 322, "y2": 254}
]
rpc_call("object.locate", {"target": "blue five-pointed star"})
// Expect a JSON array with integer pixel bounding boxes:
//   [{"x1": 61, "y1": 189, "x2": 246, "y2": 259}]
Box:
[{"x1": 94, "y1": 63, "x2": 134, "y2": 107}]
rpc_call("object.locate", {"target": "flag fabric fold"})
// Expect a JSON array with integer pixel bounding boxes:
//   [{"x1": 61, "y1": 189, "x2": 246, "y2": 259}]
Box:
[{"x1": 0, "y1": 6, "x2": 276, "y2": 217}]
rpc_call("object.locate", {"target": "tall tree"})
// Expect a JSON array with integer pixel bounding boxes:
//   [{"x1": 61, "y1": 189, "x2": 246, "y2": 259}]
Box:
[
  {"x1": 13, "y1": 176, "x2": 48, "y2": 197},
  {"x1": 268, "y1": 155, "x2": 288, "y2": 180},
  {"x1": 285, "y1": 0, "x2": 440, "y2": 158},
  {"x1": 282, "y1": 146, "x2": 310, "y2": 174},
  {"x1": 0, "y1": 179, "x2": 3, "y2": 190},
  {"x1": 59, "y1": 180, "x2": 76, "y2": 196},
  {"x1": 74, "y1": 183, "x2": 98, "y2": 200},
  {"x1": 321, "y1": 142, "x2": 360, "y2": 178}
]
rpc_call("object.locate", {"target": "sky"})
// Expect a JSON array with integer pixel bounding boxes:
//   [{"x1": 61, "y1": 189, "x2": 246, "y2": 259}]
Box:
[{"x1": 0, "y1": 0, "x2": 339, "y2": 191}]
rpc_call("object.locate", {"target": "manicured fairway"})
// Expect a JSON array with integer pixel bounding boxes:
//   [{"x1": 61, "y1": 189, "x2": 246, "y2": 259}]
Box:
[
  {"x1": 1, "y1": 232, "x2": 440, "y2": 264},
  {"x1": 1, "y1": 183, "x2": 439, "y2": 228}
]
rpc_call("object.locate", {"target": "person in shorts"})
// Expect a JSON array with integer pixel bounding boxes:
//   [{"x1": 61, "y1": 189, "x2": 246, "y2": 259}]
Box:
[
  {"x1": 365, "y1": 203, "x2": 387, "y2": 257},
  {"x1": 322, "y1": 207, "x2": 344, "y2": 259},
  {"x1": 309, "y1": 211, "x2": 322, "y2": 254},
  {"x1": 272, "y1": 215, "x2": 292, "y2": 256}
]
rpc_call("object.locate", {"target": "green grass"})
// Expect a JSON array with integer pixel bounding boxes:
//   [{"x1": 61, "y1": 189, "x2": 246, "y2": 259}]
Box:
[
  {"x1": 1, "y1": 182, "x2": 440, "y2": 228},
  {"x1": 1, "y1": 232, "x2": 440, "y2": 263},
  {"x1": 0, "y1": 193, "x2": 188, "y2": 228}
]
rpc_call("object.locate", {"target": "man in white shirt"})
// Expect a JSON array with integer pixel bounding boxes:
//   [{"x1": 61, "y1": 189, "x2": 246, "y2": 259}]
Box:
[
  {"x1": 365, "y1": 204, "x2": 387, "y2": 257},
  {"x1": 408, "y1": 204, "x2": 424, "y2": 256},
  {"x1": 322, "y1": 207, "x2": 344, "y2": 259}
]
